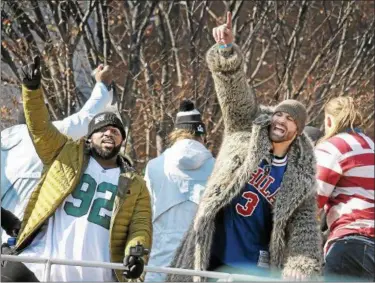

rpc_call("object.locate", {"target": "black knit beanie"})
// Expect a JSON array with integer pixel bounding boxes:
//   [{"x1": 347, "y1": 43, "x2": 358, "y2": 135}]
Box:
[
  {"x1": 175, "y1": 100, "x2": 206, "y2": 135},
  {"x1": 87, "y1": 112, "x2": 125, "y2": 140}
]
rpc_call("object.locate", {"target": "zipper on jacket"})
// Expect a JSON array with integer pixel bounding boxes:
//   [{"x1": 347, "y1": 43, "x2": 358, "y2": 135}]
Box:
[
  {"x1": 110, "y1": 197, "x2": 126, "y2": 282},
  {"x1": 109, "y1": 173, "x2": 133, "y2": 281}
]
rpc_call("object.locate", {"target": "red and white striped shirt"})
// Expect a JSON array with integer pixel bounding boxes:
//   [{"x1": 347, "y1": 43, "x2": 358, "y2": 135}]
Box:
[{"x1": 315, "y1": 130, "x2": 374, "y2": 255}]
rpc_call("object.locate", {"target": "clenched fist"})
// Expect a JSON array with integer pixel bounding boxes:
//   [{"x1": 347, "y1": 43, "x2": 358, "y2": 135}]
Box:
[
  {"x1": 94, "y1": 64, "x2": 113, "y2": 87},
  {"x1": 212, "y1": 11, "x2": 234, "y2": 45},
  {"x1": 123, "y1": 255, "x2": 144, "y2": 279}
]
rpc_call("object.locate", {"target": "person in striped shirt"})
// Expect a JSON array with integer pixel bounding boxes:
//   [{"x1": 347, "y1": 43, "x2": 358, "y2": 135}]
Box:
[{"x1": 315, "y1": 96, "x2": 374, "y2": 281}]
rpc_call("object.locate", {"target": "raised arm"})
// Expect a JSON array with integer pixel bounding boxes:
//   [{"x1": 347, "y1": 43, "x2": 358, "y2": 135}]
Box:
[
  {"x1": 207, "y1": 12, "x2": 259, "y2": 134},
  {"x1": 53, "y1": 65, "x2": 118, "y2": 140},
  {"x1": 21, "y1": 56, "x2": 67, "y2": 166}
]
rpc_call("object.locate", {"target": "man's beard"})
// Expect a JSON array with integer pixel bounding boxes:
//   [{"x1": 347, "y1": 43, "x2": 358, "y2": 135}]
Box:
[
  {"x1": 270, "y1": 132, "x2": 296, "y2": 143},
  {"x1": 91, "y1": 142, "x2": 122, "y2": 160},
  {"x1": 269, "y1": 125, "x2": 297, "y2": 143}
]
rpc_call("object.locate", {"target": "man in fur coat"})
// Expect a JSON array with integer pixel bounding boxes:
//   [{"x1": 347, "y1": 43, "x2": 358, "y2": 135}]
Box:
[{"x1": 167, "y1": 12, "x2": 322, "y2": 281}]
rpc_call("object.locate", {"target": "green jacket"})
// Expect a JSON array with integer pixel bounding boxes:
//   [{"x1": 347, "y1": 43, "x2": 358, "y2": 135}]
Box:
[{"x1": 16, "y1": 86, "x2": 152, "y2": 282}]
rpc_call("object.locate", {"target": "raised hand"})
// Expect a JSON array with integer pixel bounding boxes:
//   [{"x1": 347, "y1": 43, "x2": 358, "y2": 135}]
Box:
[
  {"x1": 212, "y1": 11, "x2": 233, "y2": 45},
  {"x1": 94, "y1": 64, "x2": 113, "y2": 87},
  {"x1": 20, "y1": 56, "x2": 41, "y2": 90}
]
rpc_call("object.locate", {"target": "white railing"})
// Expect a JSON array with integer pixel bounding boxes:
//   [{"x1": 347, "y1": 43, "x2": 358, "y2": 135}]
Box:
[{"x1": 1, "y1": 255, "x2": 281, "y2": 282}]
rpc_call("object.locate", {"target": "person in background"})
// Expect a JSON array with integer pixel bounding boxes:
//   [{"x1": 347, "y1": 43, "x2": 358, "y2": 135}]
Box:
[
  {"x1": 167, "y1": 12, "x2": 321, "y2": 281},
  {"x1": 304, "y1": 126, "x2": 323, "y2": 145},
  {"x1": 1, "y1": 64, "x2": 118, "y2": 244},
  {"x1": 144, "y1": 100, "x2": 215, "y2": 282},
  {"x1": 315, "y1": 96, "x2": 374, "y2": 281},
  {"x1": 1, "y1": 56, "x2": 152, "y2": 282}
]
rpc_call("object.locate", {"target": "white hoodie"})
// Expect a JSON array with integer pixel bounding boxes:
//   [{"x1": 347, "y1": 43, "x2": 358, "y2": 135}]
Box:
[{"x1": 144, "y1": 139, "x2": 215, "y2": 281}]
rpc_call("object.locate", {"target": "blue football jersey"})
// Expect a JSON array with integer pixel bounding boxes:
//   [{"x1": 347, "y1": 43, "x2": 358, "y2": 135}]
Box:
[{"x1": 212, "y1": 155, "x2": 288, "y2": 270}]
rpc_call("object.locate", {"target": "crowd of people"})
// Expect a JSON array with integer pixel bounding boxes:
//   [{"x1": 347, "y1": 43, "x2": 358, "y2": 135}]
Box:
[{"x1": 1, "y1": 12, "x2": 374, "y2": 282}]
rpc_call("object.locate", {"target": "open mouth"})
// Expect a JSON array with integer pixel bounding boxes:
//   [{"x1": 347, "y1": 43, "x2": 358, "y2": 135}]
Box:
[
  {"x1": 273, "y1": 125, "x2": 286, "y2": 135},
  {"x1": 102, "y1": 139, "x2": 115, "y2": 146}
]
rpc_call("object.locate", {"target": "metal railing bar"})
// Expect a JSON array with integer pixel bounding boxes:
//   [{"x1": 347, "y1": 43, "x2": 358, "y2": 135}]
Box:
[
  {"x1": 1, "y1": 255, "x2": 48, "y2": 264},
  {"x1": 1, "y1": 255, "x2": 281, "y2": 281},
  {"x1": 44, "y1": 260, "x2": 52, "y2": 282},
  {"x1": 146, "y1": 266, "x2": 231, "y2": 279}
]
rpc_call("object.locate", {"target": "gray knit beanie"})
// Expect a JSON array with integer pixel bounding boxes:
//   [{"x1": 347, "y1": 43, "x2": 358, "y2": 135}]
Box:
[{"x1": 274, "y1": 99, "x2": 307, "y2": 135}]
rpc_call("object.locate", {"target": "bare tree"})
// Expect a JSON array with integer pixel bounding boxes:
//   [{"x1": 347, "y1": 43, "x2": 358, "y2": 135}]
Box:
[
  {"x1": 2, "y1": 0, "x2": 374, "y2": 170},
  {"x1": 1, "y1": 0, "x2": 101, "y2": 119}
]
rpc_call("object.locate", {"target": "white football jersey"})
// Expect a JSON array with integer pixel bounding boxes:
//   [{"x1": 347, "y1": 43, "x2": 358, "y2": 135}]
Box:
[{"x1": 21, "y1": 157, "x2": 120, "y2": 282}]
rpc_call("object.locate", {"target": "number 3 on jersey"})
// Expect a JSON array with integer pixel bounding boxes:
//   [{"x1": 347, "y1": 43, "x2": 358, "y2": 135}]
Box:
[
  {"x1": 64, "y1": 174, "x2": 117, "y2": 230},
  {"x1": 236, "y1": 191, "x2": 259, "y2": 217}
]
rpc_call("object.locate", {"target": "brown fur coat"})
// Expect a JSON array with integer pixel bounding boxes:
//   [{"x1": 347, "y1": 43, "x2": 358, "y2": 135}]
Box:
[{"x1": 166, "y1": 44, "x2": 322, "y2": 281}]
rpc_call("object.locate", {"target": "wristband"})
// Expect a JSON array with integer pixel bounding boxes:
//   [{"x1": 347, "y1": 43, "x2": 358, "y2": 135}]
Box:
[{"x1": 219, "y1": 43, "x2": 233, "y2": 49}]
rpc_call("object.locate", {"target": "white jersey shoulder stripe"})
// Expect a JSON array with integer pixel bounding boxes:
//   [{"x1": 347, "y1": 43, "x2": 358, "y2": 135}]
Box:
[
  {"x1": 338, "y1": 148, "x2": 375, "y2": 163},
  {"x1": 331, "y1": 186, "x2": 374, "y2": 200},
  {"x1": 343, "y1": 165, "x2": 375, "y2": 178}
]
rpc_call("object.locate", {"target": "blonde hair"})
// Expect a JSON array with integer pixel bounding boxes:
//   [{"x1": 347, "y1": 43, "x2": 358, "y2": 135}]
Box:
[
  {"x1": 319, "y1": 96, "x2": 363, "y2": 143},
  {"x1": 168, "y1": 129, "x2": 202, "y2": 147}
]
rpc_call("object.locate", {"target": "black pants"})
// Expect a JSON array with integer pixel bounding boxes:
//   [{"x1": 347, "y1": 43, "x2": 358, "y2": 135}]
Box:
[
  {"x1": 1, "y1": 244, "x2": 39, "y2": 282},
  {"x1": 1, "y1": 260, "x2": 39, "y2": 282},
  {"x1": 324, "y1": 235, "x2": 375, "y2": 282}
]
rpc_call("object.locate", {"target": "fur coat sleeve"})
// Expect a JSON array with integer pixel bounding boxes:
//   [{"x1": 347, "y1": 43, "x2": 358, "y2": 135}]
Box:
[
  {"x1": 282, "y1": 194, "x2": 323, "y2": 278},
  {"x1": 206, "y1": 44, "x2": 259, "y2": 134}
]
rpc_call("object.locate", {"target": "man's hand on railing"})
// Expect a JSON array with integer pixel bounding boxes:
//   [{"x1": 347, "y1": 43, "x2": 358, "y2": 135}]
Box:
[
  {"x1": 123, "y1": 255, "x2": 144, "y2": 279},
  {"x1": 20, "y1": 55, "x2": 41, "y2": 90},
  {"x1": 123, "y1": 242, "x2": 149, "y2": 279}
]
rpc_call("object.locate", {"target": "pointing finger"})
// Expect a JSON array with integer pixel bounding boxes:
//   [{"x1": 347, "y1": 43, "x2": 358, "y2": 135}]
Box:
[{"x1": 226, "y1": 11, "x2": 232, "y2": 29}]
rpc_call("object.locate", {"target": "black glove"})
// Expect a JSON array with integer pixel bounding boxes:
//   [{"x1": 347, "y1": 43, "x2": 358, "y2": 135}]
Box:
[
  {"x1": 123, "y1": 255, "x2": 144, "y2": 279},
  {"x1": 1, "y1": 208, "x2": 21, "y2": 237},
  {"x1": 20, "y1": 55, "x2": 41, "y2": 90}
]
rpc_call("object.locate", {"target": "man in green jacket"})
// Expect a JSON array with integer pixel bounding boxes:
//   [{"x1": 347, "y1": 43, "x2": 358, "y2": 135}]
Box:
[{"x1": 5, "y1": 57, "x2": 152, "y2": 282}]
